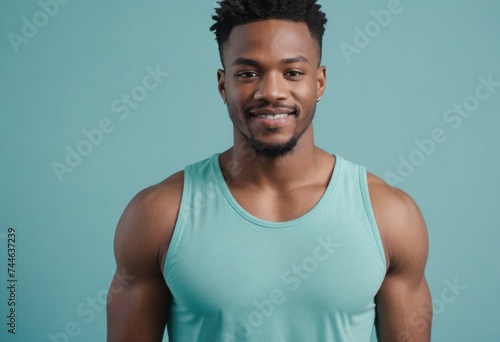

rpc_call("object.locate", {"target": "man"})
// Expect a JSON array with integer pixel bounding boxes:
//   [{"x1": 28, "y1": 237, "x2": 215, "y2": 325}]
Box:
[{"x1": 107, "y1": 0, "x2": 432, "y2": 341}]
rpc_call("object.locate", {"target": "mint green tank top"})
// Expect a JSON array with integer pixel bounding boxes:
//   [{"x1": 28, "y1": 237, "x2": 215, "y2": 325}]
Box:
[{"x1": 164, "y1": 154, "x2": 386, "y2": 341}]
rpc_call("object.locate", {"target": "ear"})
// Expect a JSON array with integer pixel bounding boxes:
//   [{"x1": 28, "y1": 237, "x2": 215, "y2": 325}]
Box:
[
  {"x1": 316, "y1": 66, "x2": 327, "y2": 99},
  {"x1": 217, "y1": 69, "x2": 226, "y2": 103}
]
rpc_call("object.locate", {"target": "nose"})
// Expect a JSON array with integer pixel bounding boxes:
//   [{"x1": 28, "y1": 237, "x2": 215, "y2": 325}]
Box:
[{"x1": 254, "y1": 72, "x2": 288, "y2": 103}]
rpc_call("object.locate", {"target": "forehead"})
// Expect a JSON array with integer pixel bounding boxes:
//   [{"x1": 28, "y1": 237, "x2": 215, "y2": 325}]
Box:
[{"x1": 223, "y1": 19, "x2": 319, "y2": 66}]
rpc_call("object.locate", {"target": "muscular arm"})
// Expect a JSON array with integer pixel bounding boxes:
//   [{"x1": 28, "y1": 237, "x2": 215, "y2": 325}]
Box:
[
  {"x1": 369, "y1": 175, "x2": 432, "y2": 341},
  {"x1": 107, "y1": 172, "x2": 183, "y2": 342}
]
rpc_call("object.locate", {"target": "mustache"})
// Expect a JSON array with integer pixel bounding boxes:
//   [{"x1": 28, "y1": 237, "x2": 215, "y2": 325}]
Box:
[{"x1": 242, "y1": 102, "x2": 300, "y2": 116}]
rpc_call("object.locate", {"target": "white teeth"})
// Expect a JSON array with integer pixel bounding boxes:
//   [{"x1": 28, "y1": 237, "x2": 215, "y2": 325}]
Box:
[{"x1": 257, "y1": 114, "x2": 289, "y2": 120}]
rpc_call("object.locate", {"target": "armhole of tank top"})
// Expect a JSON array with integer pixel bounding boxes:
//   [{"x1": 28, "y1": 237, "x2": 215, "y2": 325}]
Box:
[
  {"x1": 358, "y1": 166, "x2": 388, "y2": 273},
  {"x1": 163, "y1": 165, "x2": 192, "y2": 278}
]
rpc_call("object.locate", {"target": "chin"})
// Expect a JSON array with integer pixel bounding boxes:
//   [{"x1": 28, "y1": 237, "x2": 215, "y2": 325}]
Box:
[{"x1": 247, "y1": 135, "x2": 299, "y2": 158}]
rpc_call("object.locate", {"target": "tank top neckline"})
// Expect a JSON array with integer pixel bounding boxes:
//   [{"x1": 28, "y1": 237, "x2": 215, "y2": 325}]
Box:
[{"x1": 210, "y1": 153, "x2": 343, "y2": 229}]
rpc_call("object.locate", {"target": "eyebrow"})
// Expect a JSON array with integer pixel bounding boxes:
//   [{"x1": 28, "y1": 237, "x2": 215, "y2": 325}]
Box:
[
  {"x1": 231, "y1": 58, "x2": 260, "y2": 68},
  {"x1": 281, "y1": 55, "x2": 310, "y2": 65},
  {"x1": 230, "y1": 55, "x2": 311, "y2": 67}
]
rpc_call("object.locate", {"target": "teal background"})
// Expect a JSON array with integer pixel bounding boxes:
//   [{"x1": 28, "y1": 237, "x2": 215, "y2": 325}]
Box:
[{"x1": 1, "y1": 0, "x2": 499, "y2": 341}]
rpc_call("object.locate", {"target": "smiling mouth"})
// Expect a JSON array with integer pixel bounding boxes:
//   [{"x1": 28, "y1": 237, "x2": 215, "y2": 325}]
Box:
[{"x1": 255, "y1": 113, "x2": 290, "y2": 120}]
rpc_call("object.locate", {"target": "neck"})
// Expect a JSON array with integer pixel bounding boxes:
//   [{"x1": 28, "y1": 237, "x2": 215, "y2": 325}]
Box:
[{"x1": 219, "y1": 125, "x2": 324, "y2": 191}]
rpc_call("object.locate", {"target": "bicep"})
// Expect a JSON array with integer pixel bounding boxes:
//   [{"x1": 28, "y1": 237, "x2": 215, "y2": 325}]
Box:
[
  {"x1": 107, "y1": 189, "x2": 174, "y2": 342},
  {"x1": 107, "y1": 271, "x2": 170, "y2": 342},
  {"x1": 375, "y1": 273, "x2": 432, "y2": 342},
  {"x1": 370, "y1": 181, "x2": 432, "y2": 341}
]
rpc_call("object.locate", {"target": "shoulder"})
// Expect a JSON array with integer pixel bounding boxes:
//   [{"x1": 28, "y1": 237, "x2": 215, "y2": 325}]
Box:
[
  {"x1": 366, "y1": 173, "x2": 422, "y2": 222},
  {"x1": 127, "y1": 171, "x2": 184, "y2": 226},
  {"x1": 366, "y1": 173, "x2": 429, "y2": 275},
  {"x1": 114, "y1": 171, "x2": 184, "y2": 274}
]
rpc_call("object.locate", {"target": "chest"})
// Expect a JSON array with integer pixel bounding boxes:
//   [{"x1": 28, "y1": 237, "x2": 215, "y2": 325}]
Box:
[
  {"x1": 228, "y1": 183, "x2": 328, "y2": 222},
  {"x1": 167, "y1": 218, "x2": 385, "y2": 318}
]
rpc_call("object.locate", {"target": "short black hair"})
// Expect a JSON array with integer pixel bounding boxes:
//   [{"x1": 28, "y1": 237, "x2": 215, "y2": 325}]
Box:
[{"x1": 210, "y1": 0, "x2": 328, "y2": 66}]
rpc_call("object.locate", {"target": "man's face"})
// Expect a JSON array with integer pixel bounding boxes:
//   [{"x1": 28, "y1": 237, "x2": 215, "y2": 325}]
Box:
[{"x1": 218, "y1": 19, "x2": 326, "y2": 158}]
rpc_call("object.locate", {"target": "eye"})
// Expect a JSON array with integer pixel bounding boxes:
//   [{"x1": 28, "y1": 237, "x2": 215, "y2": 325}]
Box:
[
  {"x1": 285, "y1": 70, "x2": 305, "y2": 78},
  {"x1": 237, "y1": 72, "x2": 258, "y2": 78}
]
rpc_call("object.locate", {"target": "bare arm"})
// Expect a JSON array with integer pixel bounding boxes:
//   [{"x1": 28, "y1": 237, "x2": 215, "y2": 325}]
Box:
[
  {"x1": 369, "y1": 175, "x2": 432, "y2": 341},
  {"x1": 107, "y1": 172, "x2": 183, "y2": 342}
]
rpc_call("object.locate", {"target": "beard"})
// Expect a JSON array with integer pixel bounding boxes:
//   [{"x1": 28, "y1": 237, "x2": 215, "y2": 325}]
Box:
[
  {"x1": 245, "y1": 127, "x2": 302, "y2": 158},
  {"x1": 229, "y1": 103, "x2": 316, "y2": 159}
]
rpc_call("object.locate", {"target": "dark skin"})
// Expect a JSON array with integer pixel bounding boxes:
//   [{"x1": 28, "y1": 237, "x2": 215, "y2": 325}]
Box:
[{"x1": 107, "y1": 19, "x2": 432, "y2": 341}]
